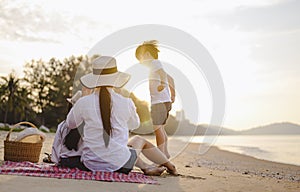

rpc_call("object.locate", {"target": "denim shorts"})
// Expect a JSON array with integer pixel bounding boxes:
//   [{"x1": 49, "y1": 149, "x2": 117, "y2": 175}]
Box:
[{"x1": 116, "y1": 148, "x2": 137, "y2": 174}]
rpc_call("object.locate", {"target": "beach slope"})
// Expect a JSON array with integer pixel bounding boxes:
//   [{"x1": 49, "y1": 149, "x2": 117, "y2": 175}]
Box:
[{"x1": 0, "y1": 133, "x2": 299, "y2": 192}]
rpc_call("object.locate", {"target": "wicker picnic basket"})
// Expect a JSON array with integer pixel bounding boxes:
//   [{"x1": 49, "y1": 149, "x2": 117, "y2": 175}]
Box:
[{"x1": 4, "y1": 122, "x2": 43, "y2": 163}]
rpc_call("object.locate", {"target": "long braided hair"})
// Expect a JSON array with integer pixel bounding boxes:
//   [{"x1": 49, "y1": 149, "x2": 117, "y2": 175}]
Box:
[{"x1": 99, "y1": 87, "x2": 112, "y2": 147}]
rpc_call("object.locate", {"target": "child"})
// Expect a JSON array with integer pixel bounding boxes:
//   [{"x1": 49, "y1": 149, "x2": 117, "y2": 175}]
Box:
[
  {"x1": 49, "y1": 87, "x2": 92, "y2": 165},
  {"x1": 135, "y1": 40, "x2": 175, "y2": 158},
  {"x1": 50, "y1": 90, "x2": 84, "y2": 165}
]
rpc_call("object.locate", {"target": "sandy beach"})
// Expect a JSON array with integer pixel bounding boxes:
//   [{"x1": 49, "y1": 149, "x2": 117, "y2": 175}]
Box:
[{"x1": 0, "y1": 131, "x2": 299, "y2": 192}]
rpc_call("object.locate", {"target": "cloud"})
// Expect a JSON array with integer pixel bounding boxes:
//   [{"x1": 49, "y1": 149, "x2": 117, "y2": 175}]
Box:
[
  {"x1": 0, "y1": 58, "x2": 17, "y2": 76},
  {"x1": 207, "y1": 0, "x2": 300, "y2": 32},
  {"x1": 204, "y1": 0, "x2": 300, "y2": 72},
  {"x1": 0, "y1": 0, "x2": 99, "y2": 43},
  {"x1": 251, "y1": 30, "x2": 300, "y2": 71}
]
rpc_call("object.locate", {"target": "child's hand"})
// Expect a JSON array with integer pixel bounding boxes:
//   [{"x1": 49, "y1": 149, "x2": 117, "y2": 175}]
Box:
[
  {"x1": 171, "y1": 96, "x2": 175, "y2": 103},
  {"x1": 157, "y1": 85, "x2": 165, "y2": 92}
]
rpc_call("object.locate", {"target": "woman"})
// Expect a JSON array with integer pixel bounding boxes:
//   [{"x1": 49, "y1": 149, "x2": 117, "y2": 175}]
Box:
[{"x1": 65, "y1": 56, "x2": 177, "y2": 175}]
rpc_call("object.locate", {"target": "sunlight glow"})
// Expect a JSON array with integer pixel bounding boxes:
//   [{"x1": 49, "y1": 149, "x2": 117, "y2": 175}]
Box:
[{"x1": 1, "y1": 0, "x2": 299, "y2": 129}]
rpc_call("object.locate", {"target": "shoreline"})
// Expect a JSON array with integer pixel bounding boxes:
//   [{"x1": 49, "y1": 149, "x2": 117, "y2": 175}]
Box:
[
  {"x1": 172, "y1": 134, "x2": 300, "y2": 167},
  {"x1": 165, "y1": 136, "x2": 300, "y2": 182},
  {"x1": 0, "y1": 132, "x2": 299, "y2": 191},
  {"x1": 178, "y1": 143, "x2": 300, "y2": 182}
]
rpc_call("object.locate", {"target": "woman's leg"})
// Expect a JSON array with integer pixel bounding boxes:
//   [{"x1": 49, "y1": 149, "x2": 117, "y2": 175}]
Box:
[
  {"x1": 128, "y1": 135, "x2": 177, "y2": 175},
  {"x1": 154, "y1": 125, "x2": 170, "y2": 159}
]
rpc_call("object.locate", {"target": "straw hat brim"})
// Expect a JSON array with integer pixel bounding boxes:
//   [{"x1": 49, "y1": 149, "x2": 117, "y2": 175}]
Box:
[{"x1": 80, "y1": 71, "x2": 131, "y2": 89}]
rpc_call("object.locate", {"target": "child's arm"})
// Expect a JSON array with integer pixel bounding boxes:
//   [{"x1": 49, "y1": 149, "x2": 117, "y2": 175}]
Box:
[{"x1": 167, "y1": 74, "x2": 175, "y2": 103}]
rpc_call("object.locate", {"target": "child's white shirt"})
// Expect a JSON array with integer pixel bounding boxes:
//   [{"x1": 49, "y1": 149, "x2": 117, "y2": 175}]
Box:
[
  {"x1": 148, "y1": 60, "x2": 171, "y2": 104},
  {"x1": 51, "y1": 121, "x2": 83, "y2": 164}
]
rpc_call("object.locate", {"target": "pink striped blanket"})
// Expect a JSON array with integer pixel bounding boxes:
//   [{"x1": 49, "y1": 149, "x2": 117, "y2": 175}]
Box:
[{"x1": 0, "y1": 161, "x2": 158, "y2": 184}]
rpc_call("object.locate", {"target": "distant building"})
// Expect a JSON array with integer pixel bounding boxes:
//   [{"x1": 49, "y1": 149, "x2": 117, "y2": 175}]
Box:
[
  {"x1": 172, "y1": 110, "x2": 197, "y2": 135},
  {"x1": 176, "y1": 110, "x2": 189, "y2": 123},
  {"x1": 175, "y1": 110, "x2": 183, "y2": 121}
]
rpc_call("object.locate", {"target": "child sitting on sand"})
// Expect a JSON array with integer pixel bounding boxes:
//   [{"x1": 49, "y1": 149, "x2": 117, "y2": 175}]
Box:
[
  {"x1": 46, "y1": 85, "x2": 94, "y2": 165},
  {"x1": 50, "y1": 90, "x2": 87, "y2": 167}
]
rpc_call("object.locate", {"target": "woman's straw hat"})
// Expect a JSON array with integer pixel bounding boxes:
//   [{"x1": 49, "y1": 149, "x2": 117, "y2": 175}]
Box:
[{"x1": 80, "y1": 56, "x2": 130, "y2": 88}]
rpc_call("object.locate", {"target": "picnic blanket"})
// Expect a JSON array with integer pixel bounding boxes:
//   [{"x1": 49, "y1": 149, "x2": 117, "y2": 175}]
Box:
[{"x1": 0, "y1": 161, "x2": 158, "y2": 184}]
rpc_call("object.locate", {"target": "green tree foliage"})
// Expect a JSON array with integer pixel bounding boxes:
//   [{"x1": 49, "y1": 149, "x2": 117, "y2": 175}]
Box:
[
  {"x1": 0, "y1": 72, "x2": 34, "y2": 124},
  {"x1": 129, "y1": 93, "x2": 151, "y2": 123},
  {"x1": 0, "y1": 55, "x2": 181, "y2": 134},
  {"x1": 23, "y1": 55, "x2": 92, "y2": 128}
]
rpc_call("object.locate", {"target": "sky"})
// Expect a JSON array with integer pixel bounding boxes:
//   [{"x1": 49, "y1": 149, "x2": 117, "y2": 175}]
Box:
[{"x1": 0, "y1": 0, "x2": 299, "y2": 130}]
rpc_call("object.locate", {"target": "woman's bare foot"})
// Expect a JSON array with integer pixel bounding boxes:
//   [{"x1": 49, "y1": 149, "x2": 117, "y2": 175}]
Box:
[
  {"x1": 162, "y1": 162, "x2": 178, "y2": 176},
  {"x1": 142, "y1": 166, "x2": 167, "y2": 176},
  {"x1": 167, "y1": 165, "x2": 178, "y2": 176}
]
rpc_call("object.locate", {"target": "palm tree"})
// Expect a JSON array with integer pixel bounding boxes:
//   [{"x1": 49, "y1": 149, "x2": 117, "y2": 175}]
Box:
[
  {"x1": 0, "y1": 72, "x2": 32, "y2": 124},
  {"x1": 0, "y1": 72, "x2": 19, "y2": 123},
  {"x1": 17, "y1": 87, "x2": 34, "y2": 122}
]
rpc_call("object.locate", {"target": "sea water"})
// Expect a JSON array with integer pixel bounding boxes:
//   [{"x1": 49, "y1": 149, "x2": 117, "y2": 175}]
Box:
[{"x1": 175, "y1": 135, "x2": 300, "y2": 166}]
